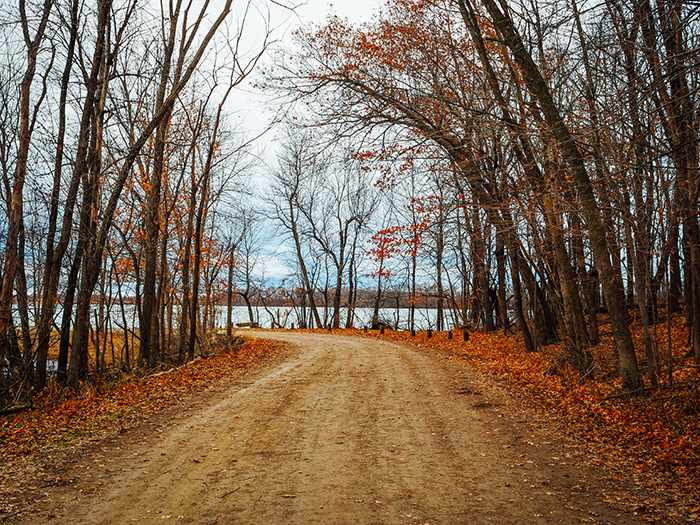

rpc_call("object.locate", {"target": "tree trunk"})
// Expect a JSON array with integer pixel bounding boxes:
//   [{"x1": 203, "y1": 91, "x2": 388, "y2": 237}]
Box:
[
  {"x1": 34, "y1": 0, "x2": 79, "y2": 390},
  {"x1": 290, "y1": 211, "x2": 322, "y2": 329},
  {"x1": 15, "y1": 224, "x2": 33, "y2": 378},
  {"x1": 226, "y1": 245, "x2": 235, "y2": 338},
  {"x1": 188, "y1": 179, "x2": 207, "y2": 361},
  {"x1": 141, "y1": 0, "x2": 181, "y2": 369},
  {"x1": 436, "y1": 215, "x2": 445, "y2": 331},
  {"x1": 468, "y1": 213, "x2": 494, "y2": 331},
  {"x1": 372, "y1": 269, "x2": 383, "y2": 329},
  {"x1": 179, "y1": 159, "x2": 196, "y2": 362},
  {"x1": 510, "y1": 249, "x2": 535, "y2": 352},
  {"x1": 495, "y1": 233, "x2": 508, "y2": 329},
  {"x1": 571, "y1": 213, "x2": 599, "y2": 345}
]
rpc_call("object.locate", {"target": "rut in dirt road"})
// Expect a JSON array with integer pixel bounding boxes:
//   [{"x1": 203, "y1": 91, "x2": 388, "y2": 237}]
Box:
[{"x1": 26, "y1": 332, "x2": 639, "y2": 524}]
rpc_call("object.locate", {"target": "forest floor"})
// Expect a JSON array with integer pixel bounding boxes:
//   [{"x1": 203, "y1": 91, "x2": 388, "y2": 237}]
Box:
[{"x1": 0, "y1": 326, "x2": 696, "y2": 524}]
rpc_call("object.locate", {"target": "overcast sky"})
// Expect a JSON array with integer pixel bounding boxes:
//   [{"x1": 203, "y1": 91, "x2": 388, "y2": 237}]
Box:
[
  {"x1": 222, "y1": 0, "x2": 385, "y2": 282},
  {"x1": 224, "y1": 0, "x2": 384, "y2": 153}
]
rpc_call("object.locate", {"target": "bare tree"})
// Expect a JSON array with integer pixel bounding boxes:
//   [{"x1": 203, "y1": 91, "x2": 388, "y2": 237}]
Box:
[{"x1": 268, "y1": 130, "x2": 326, "y2": 328}]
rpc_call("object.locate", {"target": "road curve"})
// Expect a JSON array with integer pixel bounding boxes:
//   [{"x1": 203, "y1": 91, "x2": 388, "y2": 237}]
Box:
[{"x1": 24, "y1": 331, "x2": 639, "y2": 524}]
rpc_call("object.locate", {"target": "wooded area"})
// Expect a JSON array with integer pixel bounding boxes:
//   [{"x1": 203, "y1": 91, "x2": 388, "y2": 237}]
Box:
[
  {"x1": 0, "y1": 0, "x2": 267, "y2": 398},
  {"x1": 267, "y1": 0, "x2": 700, "y2": 394},
  {"x1": 0, "y1": 0, "x2": 699, "y2": 408}
]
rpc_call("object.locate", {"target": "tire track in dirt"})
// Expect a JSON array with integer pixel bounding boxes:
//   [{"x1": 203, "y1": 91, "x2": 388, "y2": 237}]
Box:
[{"x1": 21, "y1": 332, "x2": 641, "y2": 524}]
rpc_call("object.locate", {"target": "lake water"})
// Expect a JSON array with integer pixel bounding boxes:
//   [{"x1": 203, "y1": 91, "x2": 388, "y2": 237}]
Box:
[
  {"x1": 17, "y1": 305, "x2": 460, "y2": 332},
  {"x1": 222, "y1": 306, "x2": 458, "y2": 331},
  {"x1": 14, "y1": 305, "x2": 456, "y2": 330}
]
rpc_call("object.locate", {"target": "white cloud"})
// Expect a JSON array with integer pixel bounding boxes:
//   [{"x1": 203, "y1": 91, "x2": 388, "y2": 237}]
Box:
[{"x1": 256, "y1": 253, "x2": 294, "y2": 280}]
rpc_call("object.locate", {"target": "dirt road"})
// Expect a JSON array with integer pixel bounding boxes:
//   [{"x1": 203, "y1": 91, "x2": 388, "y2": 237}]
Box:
[{"x1": 21, "y1": 332, "x2": 640, "y2": 524}]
